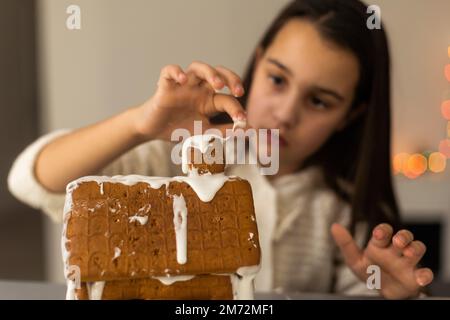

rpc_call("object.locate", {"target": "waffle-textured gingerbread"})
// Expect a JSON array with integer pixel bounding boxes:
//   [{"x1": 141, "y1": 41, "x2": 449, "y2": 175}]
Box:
[
  {"x1": 64, "y1": 178, "x2": 259, "y2": 282},
  {"x1": 75, "y1": 275, "x2": 233, "y2": 300}
]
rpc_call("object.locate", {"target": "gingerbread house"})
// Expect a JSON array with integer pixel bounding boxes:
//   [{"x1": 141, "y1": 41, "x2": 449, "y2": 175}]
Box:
[{"x1": 62, "y1": 135, "x2": 261, "y2": 300}]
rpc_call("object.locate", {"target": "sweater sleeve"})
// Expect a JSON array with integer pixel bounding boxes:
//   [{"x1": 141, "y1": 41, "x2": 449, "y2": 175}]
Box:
[
  {"x1": 7, "y1": 129, "x2": 72, "y2": 223},
  {"x1": 7, "y1": 129, "x2": 178, "y2": 224}
]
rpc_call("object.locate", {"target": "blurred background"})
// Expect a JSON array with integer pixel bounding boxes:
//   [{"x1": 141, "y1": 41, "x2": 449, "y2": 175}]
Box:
[{"x1": 1, "y1": 0, "x2": 450, "y2": 295}]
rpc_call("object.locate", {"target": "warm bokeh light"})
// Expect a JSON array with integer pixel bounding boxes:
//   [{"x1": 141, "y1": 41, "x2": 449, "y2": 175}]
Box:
[
  {"x1": 394, "y1": 149, "x2": 448, "y2": 178},
  {"x1": 393, "y1": 47, "x2": 450, "y2": 179},
  {"x1": 439, "y1": 139, "x2": 450, "y2": 158},
  {"x1": 442, "y1": 100, "x2": 450, "y2": 120},
  {"x1": 403, "y1": 170, "x2": 419, "y2": 179},
  {"x1": 428, "y1": 152, "x2": 447, "y2": 173},
  {"x1": 446, "y1": 64, "x2": 450, "y2": 82},
  {"x1": 406, "y1": 154, "x2": 427, "y2": 176},
  {"x1": 393, "y1": 153, "x2": 410, "y2": 175}
]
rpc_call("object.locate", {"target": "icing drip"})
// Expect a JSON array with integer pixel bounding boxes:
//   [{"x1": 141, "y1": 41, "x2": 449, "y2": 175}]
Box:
[
  {"x1": 153, "y1": 274, "x2": 195, "y2": 285},
  {"x1": 66, "y1": 280, "x2": 76, "y2": 300},
  {"x1": 176, "y1": 174, "x2": 229, "y2": 202},
  {"x1": 65, "y1": 174, "x2": 231, "y2": 208},
  {"x1": 181, "y1": 134, "x2": 224, "y2": 175},
  {"x1": 172, "y1": 194, "x2": 188, "y2": 264},
  {"x1": 87, "y1": 281, "x2": 105, "y2": 300},
  {"x1": 229, "y1": 265, "x2": 260, "y2": 300}
]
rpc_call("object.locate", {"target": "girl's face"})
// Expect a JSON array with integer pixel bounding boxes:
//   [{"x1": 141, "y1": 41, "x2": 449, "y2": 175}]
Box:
[{"x1": 247, "y1": 19, "x2": 360, "y2": 176}]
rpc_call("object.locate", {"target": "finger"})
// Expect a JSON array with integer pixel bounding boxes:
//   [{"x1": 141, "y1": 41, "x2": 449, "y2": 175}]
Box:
[
  {"x1": 392, "y1": 229, "x2": 414, "y2": 251},
  {"x1": 158, "y1": 64, "x2": 186, "y2": 88},
  {"x1": 369, "y1": 223, "x2": 393, "y2": 249},
  {"x1": 209, "y1": 93, "x2": 247, "y2": 122},
  {"x1": 403, "y1": 240, "x2": 427, "y2": 265},
  {"x1": 414, "y1": 267, "x2": 434, "y2": 287},
  {"x1": 187, "y1": 61, "x2": 225, "y2": 90},
  {"x1": 203, "y1": 122, "x2": 253, "y2": 138},
  {"x1": 331, "y1": 223, "x2": 362, "y2": 268},
  {"x1": 215, "y1": 66, "x2": 245, "y2": 97}
]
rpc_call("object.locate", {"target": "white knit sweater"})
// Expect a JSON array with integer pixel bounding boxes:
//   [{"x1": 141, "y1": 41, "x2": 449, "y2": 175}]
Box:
[{"x1": 8, "y1": 129, "x2": 376, "y2": 296}]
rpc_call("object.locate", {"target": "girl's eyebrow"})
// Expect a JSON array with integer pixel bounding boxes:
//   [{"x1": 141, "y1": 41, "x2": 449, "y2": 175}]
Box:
[
  {"x1": 267, "y1": 57, "x2": 345, "y2": 102},
  {"x1": 267, "y1": 58, "x2": 293, "y2": 76}
]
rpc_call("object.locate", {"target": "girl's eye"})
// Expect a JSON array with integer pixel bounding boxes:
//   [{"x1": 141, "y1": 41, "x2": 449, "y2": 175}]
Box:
[
  {"x1": 310, "y1": 96, "x2": 328, "y2": 110},
  {"x1": 268, "y1": 74, "x2": 285, "y2": 87}
]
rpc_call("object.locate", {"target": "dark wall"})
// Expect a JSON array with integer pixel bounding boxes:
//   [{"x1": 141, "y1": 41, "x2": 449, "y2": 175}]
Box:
[{"x1": 0, "y1": 0, "x2": 44, "y2": 280}]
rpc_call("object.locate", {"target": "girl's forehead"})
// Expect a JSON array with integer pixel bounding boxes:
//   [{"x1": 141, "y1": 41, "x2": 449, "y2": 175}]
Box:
[{"x1": 264, "y1": 19, "x2": 359, "y2": 93}]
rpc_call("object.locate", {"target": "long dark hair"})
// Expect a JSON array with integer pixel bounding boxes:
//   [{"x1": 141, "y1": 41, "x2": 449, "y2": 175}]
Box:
[{"x1": 211, "y1": 0, "x2": 401, "y2": 241}]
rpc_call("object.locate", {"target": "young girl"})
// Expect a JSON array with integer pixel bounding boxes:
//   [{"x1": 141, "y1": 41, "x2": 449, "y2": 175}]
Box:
[{"x1": 8, "y1": 0, "x2": 433, "y2": 299}]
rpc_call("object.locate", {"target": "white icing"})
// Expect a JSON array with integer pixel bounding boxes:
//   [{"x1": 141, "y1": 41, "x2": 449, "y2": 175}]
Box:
[
  {"x1": 172, "y1": 194, "x2": 188, "y2": 264},
  {"x1": 213, "y1": 265, "x2": 260, "y2": 300},
  {"x1": 65, "y1": 174, "x2": 233, "y2": 204},
  {"x1": 153, "y1": 274, "x2": 195, "y2": 285},
  {"x1": 232, "y1": 119, "x2": 247, "y2": 131},
  {"x1": 87, "y1": 281, "x2": 105, "y2": 300},
  {"x1": 113, "y1": 247, "x2": 121, "y2": 260},
  {"x1": 61, "y1": 191, "x2": 73, "y2": 272},
  {"x1": 178, "y1": 173, "x2": 229, "y2": 202},
  {"x1": 66, "y1": 280, "x2": 76, "y2": 300},
  {"x1": 99, "y1": 182, "x2": 104, "y2": 195},
  {"x1": 128, "y1": 215, "x2": 148, "y2": 225},
  {"x1": 230, "y1": 265, "x2": 261, "y2": 300},
  {"x1": 181, "y1": 134, "x2": 224, "y2": 175},
  {"x1": 66, "y1": 176, "x2": 170, "y2": 194}
]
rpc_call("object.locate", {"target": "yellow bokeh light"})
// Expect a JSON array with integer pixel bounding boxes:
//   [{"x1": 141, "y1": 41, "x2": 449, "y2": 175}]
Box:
[
  {"x1": 442, "y1": 100, "x2": 450, "y2": 120},
  {"x1": 406, "y1": 154, "x2": 427, "y2": 176},
  {"x1": 429, "y1": 152, "x2": 447, "y2": 173}
]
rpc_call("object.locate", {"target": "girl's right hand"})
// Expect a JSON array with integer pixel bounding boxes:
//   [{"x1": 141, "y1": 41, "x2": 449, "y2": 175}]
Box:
[{"x1": 134, "y1": 61, "x2": 247, "y2": 141}]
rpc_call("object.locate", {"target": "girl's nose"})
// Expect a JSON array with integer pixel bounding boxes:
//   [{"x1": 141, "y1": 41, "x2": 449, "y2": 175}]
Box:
[{"x1": 272, "y1": 98, "x2": 299, "y2": 130}]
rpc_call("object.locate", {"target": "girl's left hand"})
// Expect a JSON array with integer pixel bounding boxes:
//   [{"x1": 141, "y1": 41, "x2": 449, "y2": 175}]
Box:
[{"x1": 331, "y1": 223, "x2": 434, "y2": 299}]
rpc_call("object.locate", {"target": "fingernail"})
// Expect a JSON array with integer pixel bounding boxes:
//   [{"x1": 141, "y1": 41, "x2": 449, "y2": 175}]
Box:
[
  {"x1": 395, "y1": 235, "x2": 405, "y2": 246},
  {"x1": 417, "y1": 277, "x2": 427, "y2": 286},
  {"x1": 214, "y1": 77, "x2": 223, "y2": 85},
  {"x1": 373, "y1": 229, "x2": 384, "y2": 239},
  {"x1": 234, "y1": 113, "x2": 247, "y2": 121},
  {"x1": 234, "y1": 85, "x2": 244, "y2": 96}
]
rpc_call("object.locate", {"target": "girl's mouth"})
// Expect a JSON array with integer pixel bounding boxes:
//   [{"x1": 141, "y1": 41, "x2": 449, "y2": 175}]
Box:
[{"x1": 267, "y1": 129, "x2": 288, "y2": 148}]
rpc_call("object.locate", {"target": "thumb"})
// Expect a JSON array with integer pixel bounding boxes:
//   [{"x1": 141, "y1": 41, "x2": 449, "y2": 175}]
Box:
[{"x1": 331, "y1": 223, "x2": 363, "y2": 270}]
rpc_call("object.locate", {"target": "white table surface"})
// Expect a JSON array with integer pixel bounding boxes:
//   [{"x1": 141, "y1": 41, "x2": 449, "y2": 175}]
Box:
[
  {"x1": 0, "y1": 280, "x2": 447, "y2": 300},
  {"x1": 0, "y1": 280, "x2": 355, "y2": 300}
]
